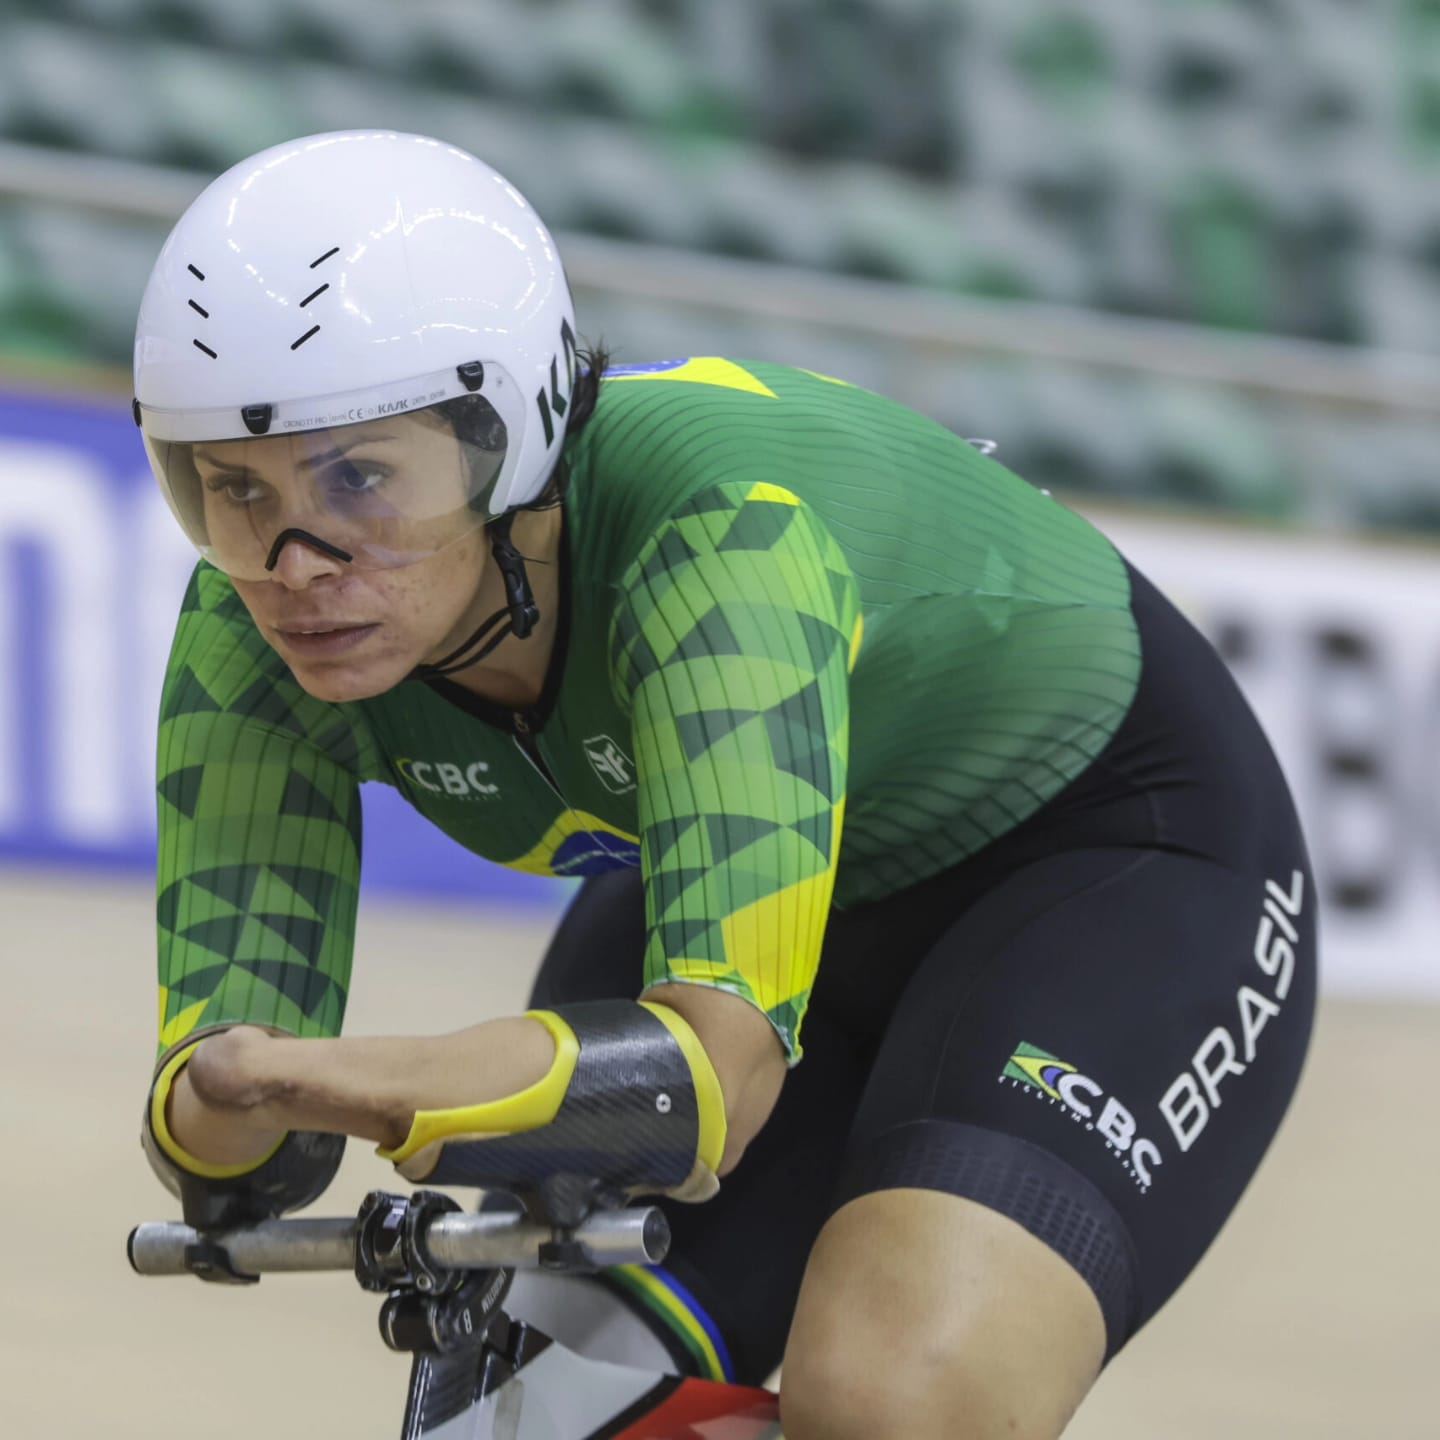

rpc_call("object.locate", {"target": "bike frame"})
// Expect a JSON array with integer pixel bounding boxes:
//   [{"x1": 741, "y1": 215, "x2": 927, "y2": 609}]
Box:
[{"x1": 129, "y1": 1189, "x2": 782, "y2": 1440}]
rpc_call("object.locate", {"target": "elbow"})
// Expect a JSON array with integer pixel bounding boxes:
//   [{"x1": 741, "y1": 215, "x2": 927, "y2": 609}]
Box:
[
  {"x1": 642, "y1": 982, "x2": 789, "y2": 1182},
  {"x1": 716, "y1": 1046, "x2": 787, "y2": 1176}
]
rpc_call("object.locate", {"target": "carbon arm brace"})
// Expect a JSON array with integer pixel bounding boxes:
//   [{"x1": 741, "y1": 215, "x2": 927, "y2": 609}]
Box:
[
  {"x1": 142, "y1": 1032, "x2": 345, "y2": 1231},
  {"x1": 377, "y1": 1000, "x2": 728, "y2": 1221}
]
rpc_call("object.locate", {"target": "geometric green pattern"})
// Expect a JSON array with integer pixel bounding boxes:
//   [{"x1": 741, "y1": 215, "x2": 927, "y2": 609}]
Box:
[
  {"x1": 154, "y1": 564, "x2": 378, "y2": 1057},
  {"x1": 612, "y1": 480, "x2": 859, "y2": 1061}
]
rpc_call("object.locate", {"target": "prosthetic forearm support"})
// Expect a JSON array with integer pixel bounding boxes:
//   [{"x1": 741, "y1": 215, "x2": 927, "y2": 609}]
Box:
[
  {"x1": 378, "y1": 1000, "x2": 728, "y2": 1213},
  {"x1": 142, "y1": 1034, "x2": 345, "y2": 1231}
]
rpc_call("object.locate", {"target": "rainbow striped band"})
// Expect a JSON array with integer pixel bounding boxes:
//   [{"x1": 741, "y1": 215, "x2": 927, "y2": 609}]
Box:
[{"x1": 602, "y1": 1264, "x2": 736, "y2": 1383}]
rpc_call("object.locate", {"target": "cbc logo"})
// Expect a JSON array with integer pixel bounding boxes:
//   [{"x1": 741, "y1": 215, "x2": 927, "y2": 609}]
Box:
[{"x1": 396, "y1": 757, "x2": 500, "y2": 800}]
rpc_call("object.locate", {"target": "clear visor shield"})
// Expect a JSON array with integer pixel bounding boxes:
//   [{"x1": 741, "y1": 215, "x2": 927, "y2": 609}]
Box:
[{"x1": 140, "y1": 368, "x2": 518, "y2": 581}]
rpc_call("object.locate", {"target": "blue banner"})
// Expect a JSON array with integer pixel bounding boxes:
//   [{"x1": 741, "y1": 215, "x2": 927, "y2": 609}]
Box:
[{"x1": 0, "y1": 381, "x2": 561, "y2": 909}]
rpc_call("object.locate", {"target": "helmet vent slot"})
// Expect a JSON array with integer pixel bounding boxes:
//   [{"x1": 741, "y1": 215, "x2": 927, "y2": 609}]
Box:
[
  {"x1": 299, "y1": 284, "x2": 329, "y2": 308},
  {"x1": 187, "y1": 264, "x2": 206, "y2": 281},
  {"x1": 188, "y1": 300, "x2": 209, "y2": 318},
  {"x1": 193, "y1": 340, "x2": 218, "y2": 359},
  {"x1": 309, "y1": 246, "x2": 340, "y2": 269},
  {"x1": 291, "y1": 325, "x2": 321, "y2": 351}
]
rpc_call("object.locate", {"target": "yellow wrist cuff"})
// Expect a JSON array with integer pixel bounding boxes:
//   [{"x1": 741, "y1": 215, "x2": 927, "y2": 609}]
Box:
[{"x1": 376, "y1": 1010, "x2": 580, "y2": 1170}]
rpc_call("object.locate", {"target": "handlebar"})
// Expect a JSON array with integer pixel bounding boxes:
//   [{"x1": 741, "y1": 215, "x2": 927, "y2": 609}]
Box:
[{"x1": 129, "y1": 1194, "x2": 670, "y2": 1281}]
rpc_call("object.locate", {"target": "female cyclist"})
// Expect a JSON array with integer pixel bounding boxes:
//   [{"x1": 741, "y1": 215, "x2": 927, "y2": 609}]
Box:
[{"x1": 135, "y1": 130, "x2": 1316, "y2": 1440}]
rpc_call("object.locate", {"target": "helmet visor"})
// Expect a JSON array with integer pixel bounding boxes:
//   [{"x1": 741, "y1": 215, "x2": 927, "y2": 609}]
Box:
[{"x1": 140, "y1": 368, "x2": 519, "y2": 581}]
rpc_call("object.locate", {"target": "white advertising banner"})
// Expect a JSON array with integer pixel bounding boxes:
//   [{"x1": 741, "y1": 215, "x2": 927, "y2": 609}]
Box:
[{"x1": 1087, "y1": 505, "x2": 1440, "y2": 1001}]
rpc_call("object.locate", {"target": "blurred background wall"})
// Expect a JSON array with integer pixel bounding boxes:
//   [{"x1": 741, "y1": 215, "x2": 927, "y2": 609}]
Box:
[{"x1": 0, "y1": 2, "x2": 1434, "y2": 1437}]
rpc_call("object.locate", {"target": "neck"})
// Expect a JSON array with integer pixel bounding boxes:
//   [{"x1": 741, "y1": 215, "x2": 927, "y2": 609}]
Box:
[{"x1": 440, "y1": 505, "x2": 565, "y2": 710}]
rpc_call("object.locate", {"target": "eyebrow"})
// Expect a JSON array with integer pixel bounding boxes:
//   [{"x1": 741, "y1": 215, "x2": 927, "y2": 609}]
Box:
[{"x1": 194, "y1": 433, "x2": 396, "y2": 475}]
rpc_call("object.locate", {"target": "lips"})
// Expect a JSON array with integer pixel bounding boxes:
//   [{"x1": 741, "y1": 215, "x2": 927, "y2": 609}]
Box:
[
  {"x1": 278, "y1": 623, "x2": 367, "y2": 635},
  {"x1": 273, "y1": 622, "x2": 380, "y2": 658}
]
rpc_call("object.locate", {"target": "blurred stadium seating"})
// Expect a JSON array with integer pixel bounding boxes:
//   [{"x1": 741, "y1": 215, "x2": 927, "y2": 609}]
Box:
[{"x1": 3, "y1": 0, "x2": 1440, "y2": 529}]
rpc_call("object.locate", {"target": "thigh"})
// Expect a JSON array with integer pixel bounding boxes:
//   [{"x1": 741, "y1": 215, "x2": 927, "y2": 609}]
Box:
[
  {"x1": 782, "y1": 1189, "x2": 1104, "y2": 1440},
  {"x1": 833, "y1": 840, "x2": 1318, "y2": 1359}
]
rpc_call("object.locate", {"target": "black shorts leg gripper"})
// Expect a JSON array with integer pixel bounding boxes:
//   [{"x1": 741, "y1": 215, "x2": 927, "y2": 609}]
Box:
[{"x1": 833, "y1": 1119, "x2": 1140, "y2": 1359}]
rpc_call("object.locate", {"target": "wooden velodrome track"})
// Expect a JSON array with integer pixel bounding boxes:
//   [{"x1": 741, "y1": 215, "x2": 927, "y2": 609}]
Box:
[{"x1": 1, "y1": 867, "x2": 1431, "y2": 1438}]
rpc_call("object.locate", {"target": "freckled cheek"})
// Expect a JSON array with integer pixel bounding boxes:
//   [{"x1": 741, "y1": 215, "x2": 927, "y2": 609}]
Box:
[{"x1": 378, "y1": 560, "x2": 480, "y2": 648}]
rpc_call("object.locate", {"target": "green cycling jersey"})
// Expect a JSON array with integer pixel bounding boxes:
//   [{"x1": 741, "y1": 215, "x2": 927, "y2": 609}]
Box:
[{"x1": 155, "y1": 358, "x2": 1140, "y2": 1064}]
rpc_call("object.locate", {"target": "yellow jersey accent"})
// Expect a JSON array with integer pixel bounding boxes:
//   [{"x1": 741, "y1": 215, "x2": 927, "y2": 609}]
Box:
[
  {"x1": 799, "y1": 368, "x2": 855, "y2": 387},
  {"x1": 611, "y1": 1264, "x2": 728, "y2": 1382},
  {"x1": 607, "y1": 357, "x2": 777, "y2": 398},
  {"x1": 157, "y1": 989, "x2": 210, "y2": 1052},
  {"x1": 717, "y1": 869, "x2": 834, "y2": 1017},
  {"x1": 638, "y1": 1001, "x2": 728, "y2": 1175},
  {"x1": 505, "y1": 809, "x2": 640, "y2": 876},
  {"x1": 663, "y1": 959, "x2": 750, "y2": 986},
  {"x1": 378, "y1": 1011, "x2": 579, "y2": 1170},
  {"x1": 849, "y1": 613, "x2": 865, "y2": 672},
  {"x1": 744, "y1": 481, "x2": 800, "y2": 506},
  {"x1": 1009, "y1": 1052, "x2": 1075, "y2": 1101},
  {"x1": 149, "y1": 1039, "x2": 287, "y2": 1180}
]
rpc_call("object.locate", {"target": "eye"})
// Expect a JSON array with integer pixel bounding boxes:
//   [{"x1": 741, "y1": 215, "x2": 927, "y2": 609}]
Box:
[
  {"x1": 203, "y1": 473, "x2": 262, "y2": 505},
  {"x1": 327, "y1": 459, "x2": 389, "y2": 496}
]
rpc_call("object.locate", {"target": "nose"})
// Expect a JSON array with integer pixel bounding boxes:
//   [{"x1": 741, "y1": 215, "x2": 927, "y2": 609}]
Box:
[{"x1": 265, "y1": 531, "x2": 349, "y2": 590}]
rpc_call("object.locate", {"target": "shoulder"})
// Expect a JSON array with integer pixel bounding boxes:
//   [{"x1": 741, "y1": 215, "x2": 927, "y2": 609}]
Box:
[
  {"x1": 582, "y1": 357, "x2": 926, "y2": 428},
  {"x1": 572, "y1": 357, "x2": 987, "y2": 495},
  {"x1": 564, "y1": 358, "x2": 945, "y2": 569},
  {"x1": 166, "y1": 562, "x2": 286, "y2": 697}
]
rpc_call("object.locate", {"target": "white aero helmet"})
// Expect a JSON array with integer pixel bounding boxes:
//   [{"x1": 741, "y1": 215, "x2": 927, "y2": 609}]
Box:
[{"x1": 134, "y1": 130, "x2": 578, "y2": 581}]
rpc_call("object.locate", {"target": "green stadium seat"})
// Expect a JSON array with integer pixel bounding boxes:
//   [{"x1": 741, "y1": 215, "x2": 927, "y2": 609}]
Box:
[
  {"x1": 1003, "y1": 368, "x2": 1152, "y2": 502},
  {"x1": 537, "y1": 0, "x2": 708, "y2": 129},
  {"x1": 273, "y1": 0, "x2": 421, "y2": 76},
  {"x1": 1349, "y1": 251, "x2": 1440, "y2": 354},
  {"x1": 1163, "y1": 169, "x2": 1276, "y2": 332},
  {"x1": 561, "y1": 126, "x2": 710, "y2": 249},
  {"x1": 914, "y1": 360, "x2": 1035, "y2": 459},
  {"x1": 1139, "y1": 381, "x2": 1297, "y2": 517},
  {"x1": 826, "y1": 168, "x2": 968, "y2": 288},
  {"x1": 0, "y1": 209, "x2": 43, "y2": 328},
  {"x1": 690, "y1": 150, "x2": 841, "y2": 270},
  {"x1": 1155, "y1": 6, "x2": 1266, "y2": 119},
  {"x1": 4, "y1": 201, "x2": 165, "y2": 362},
  {"x1": 133, "y1": 0, "x2": 290, "y2": 52},
  {"x1": 949, "y1": 190, "x2": 1093, "y2": 304},
  {"x1": 1006, "y1": 6, "x2": 1113, "y2": 115},
  {"x1": 3, "y1": 21, "x2": 166, "y2": 159},
  {"x1": 404, "y1": 1, "x2": 551, "y2": 104},
  {"x1": 143, "y1": 41, "x2": 305, "y2": 171},
  {"x1": 1314, "y1": 413, "x2": 1440, "y2": 534}
]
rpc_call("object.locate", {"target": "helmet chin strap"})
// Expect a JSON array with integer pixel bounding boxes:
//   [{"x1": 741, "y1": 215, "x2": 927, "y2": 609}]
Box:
[{"x1": 411, "y1": 511, "x2": 541, "y2": 681}]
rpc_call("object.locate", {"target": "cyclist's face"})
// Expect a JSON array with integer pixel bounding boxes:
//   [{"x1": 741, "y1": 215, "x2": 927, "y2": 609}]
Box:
[{"x1": 195, "y1": 416, "x2": 492, "y2": 702}]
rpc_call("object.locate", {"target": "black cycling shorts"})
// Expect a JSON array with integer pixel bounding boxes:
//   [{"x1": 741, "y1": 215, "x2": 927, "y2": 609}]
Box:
[{"x1": 528, "y1": 559, "x2": 1317, "y2": 1384}]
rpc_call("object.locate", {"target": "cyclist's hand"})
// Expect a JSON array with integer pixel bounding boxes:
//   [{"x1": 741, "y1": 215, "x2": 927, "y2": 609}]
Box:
[
  {"x1": 172, "y1": 1018, "x2": 556, "y2": 1156},
  {"x1": 146, "y1": 1027, "x2": 349, "y2": 1226},
  {"x1": 165, "y1": 1027, "x2": 294, "y2": 1167}
]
